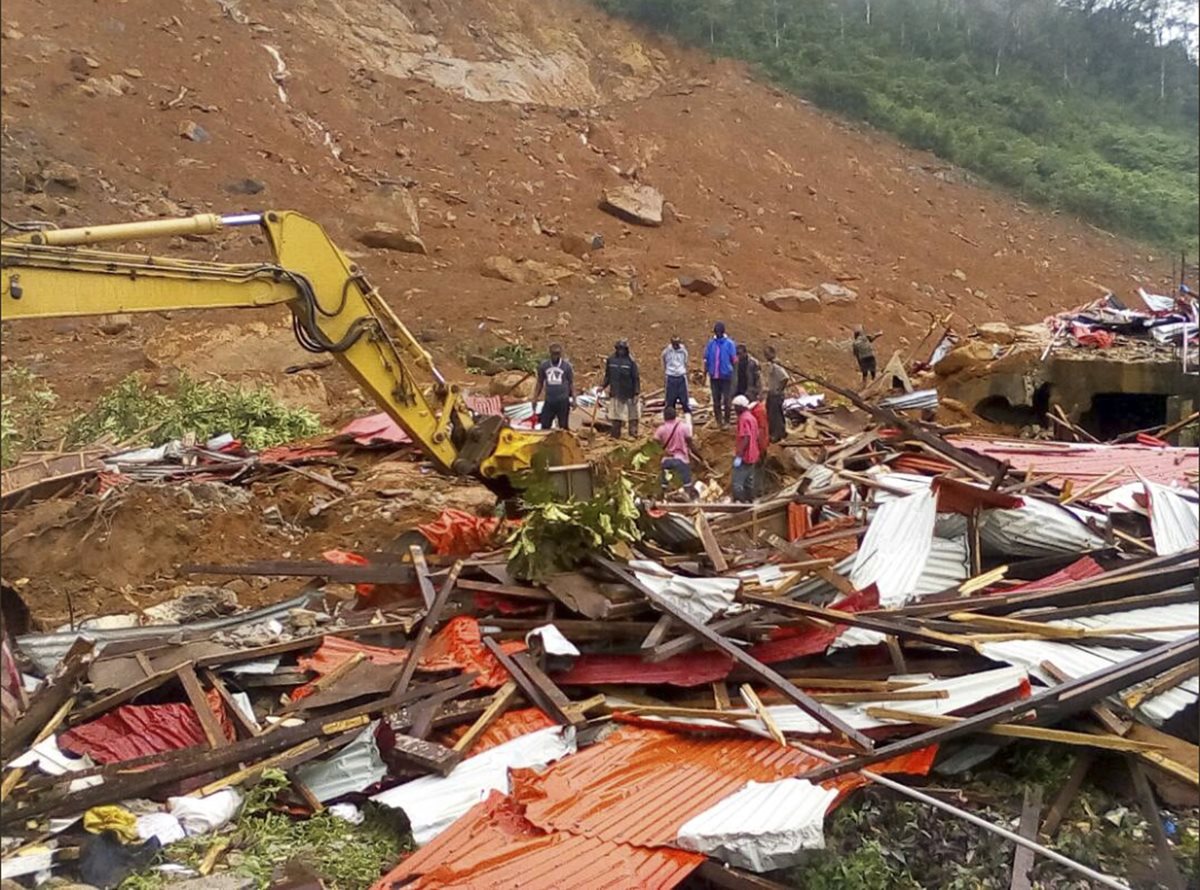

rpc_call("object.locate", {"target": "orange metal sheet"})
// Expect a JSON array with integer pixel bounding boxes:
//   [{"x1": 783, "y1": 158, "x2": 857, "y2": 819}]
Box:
[
  {"x1": 373, "y1": 790, "x2": 703, "y2": 890},
  {"x1": 514, "y1": 726, "x2": 936, "y2": 848},
  {"x1": 443, "y1": 708, "x2": 557, "y2": 755},
  {"x1": 297, "y1": 617, "x2": 525, "y2": 690}
]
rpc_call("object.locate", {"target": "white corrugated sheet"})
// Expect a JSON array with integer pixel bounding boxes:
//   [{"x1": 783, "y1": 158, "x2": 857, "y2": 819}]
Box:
[
  {"x1": 630, "y1": 560, "x2": 741, "y2": 624},
  {"x1": 294, "y1": 721, "x2": 386, "y2": 803},
  {"x1": 979, "y1": 601, "x2": 1198, "y2": 724},
  {"x1": 1144, "y1": 480, "x2": 1200, "y2": 556},
  {"x1": 979, "y1": 497, "x2": 1105, "y2": 557},
  {"x1": 850, "y1": 489, "x2": 936, "y2": 607},
  {"x1": 370, "y1": 726, "x2": 576, "y2": 845},
  {"x1": 675, "y1": 778, "x2": 839, "y2": 871}
]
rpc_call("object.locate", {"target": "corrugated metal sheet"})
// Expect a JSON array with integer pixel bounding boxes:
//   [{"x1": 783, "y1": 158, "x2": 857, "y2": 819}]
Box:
[
  {"x1": 444, "y1": 709, "x2": 556, "y2": 756},
  {"x1": 879, "y1": 389, "x2": 939, "y2": 411},
  {"x1": 554, "y1": 651, "x2": 733, "y2": 687},
  {"x1": 675, "y1": 778, "x2": 839, "y2": 871},
  {"x1": 949, "y1": 437, "x2": 1199, "y2": 488},
  {"x1": 849, "y1": 489, "x2": 937, "y2": 607},
  {"x1": 371, "y1": 726, "x2": 577, "y2": 845},
  {"x1": 516, "y1": 726, "x2": 936, "y2": 849},
  {"x1": 631, "y1": 560, "x2": 740, "y2": 624},
  {"x1": 1144, "y1": 481, "x2": 1200, "y2": 556},
  {"x1": 1006, "y1": 556, "x2": 1106, "y2": 592},
  {"x1": 294, "y1": 720, "x2": 386, "y2": 803},
  {"x1": 979, "y1": 497, "x2": 1106, "y2": 557},
  {"x1": 17, "y1": 590, "x2": 318, "y2": 674},
  {"x1": 373, "y1": 790, "x2": 703, "y2": 890},
  {"x1": 979, "y1": 600, "x2": 1198, "y2": 724}
]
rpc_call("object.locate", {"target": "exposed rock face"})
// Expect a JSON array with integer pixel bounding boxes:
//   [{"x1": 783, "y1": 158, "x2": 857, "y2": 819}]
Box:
[
  {"x1": 760, "y1": 288, "x2": 821, "y2": 312},
  {"x1": 817, "y1": 282, "x2": 858, "y2": 305},
  {"x1": 356, "y1": 225, "x2": 428, "y2": 254},
  {"x1": 599, "y1": 184, "x2": 664, "y2": 226}
]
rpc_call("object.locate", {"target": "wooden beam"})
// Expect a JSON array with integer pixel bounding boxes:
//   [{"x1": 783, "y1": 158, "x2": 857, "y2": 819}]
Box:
[
  {"x1": 1010, "y1": 785, "x2": 1044, "y2": 890},
  {"x1": 0, "y1": 695, "x2": 75, "y2": 802},
  {"x1": 695, "y1": 511, "x2": 729, "y2": 573},
  {"x1": 1126, "y1": 757, "x2": 1187, "y2": 890},
  {"x1": 594, "y1": 556, "x2": 875, "y2": 751},
  {"x1": 69, "y1": 665, "x2": 177, "y2": 725},
  {"x1": 1041, "y1": 662, "x2": 1131, "y2": 737},
  {"x1": 176, "y1": 664, "x2": 227, "y2": 748},
  {"x1": 739, "y1": 684, "x2": 786, "y2": 746},
  {"x1": 452, "y1": 680, "x2": 518, "y2": 754},
  {"x1": 1040, "y1": 752, "x2": 1094, "y2": 839},
  {"x1": 481, "y1": 638, "x2": 583, "y2": 728},
  {"x1": 2, "y1": 639, "x2": 92, "y2": 762},
  {"x1": 394, "y1": 560, "x2": 464, "y2": 697},
  {"x1": 202, "y1": 669, "x2": 259, "y2": 739},
  {"x1": 863, "y1": 708, "x2": 1164, "y2": 752}
]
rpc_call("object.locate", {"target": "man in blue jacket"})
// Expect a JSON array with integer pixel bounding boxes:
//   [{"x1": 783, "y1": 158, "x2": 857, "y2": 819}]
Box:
[{"x1": 704, "y1": 321, "x2": 737, "y2": 429}]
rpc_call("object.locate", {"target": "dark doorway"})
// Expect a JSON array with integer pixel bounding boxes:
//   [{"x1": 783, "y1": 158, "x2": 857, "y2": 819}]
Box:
[{"x1": 1078, "y1": 392, "x2": 1168, "y2": 440}]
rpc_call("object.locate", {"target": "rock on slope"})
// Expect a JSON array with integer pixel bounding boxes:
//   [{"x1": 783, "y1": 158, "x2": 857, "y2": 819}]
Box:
[{"x1": 0, "y1": 0, "x2": 1167, "y2": 416}]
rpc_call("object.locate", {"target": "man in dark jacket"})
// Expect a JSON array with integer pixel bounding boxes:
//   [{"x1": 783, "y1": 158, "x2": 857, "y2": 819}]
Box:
[
  {"x1": 602, "y1": 339, "x2": 641, "y2": 438},
  {"x1": 532, "y1": 342, "x2": 574, "y2": 430},
  {"x1": 852, "y1": 326, "x2": 883, "y2": 384},
  {"x1": 735, "y1": 344, "x2": 761, "y2": 401}
]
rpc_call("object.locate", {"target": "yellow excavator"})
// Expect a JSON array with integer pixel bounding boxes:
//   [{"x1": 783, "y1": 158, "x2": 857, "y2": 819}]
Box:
[{"x1": 0, "y1": 210, "x2": 583, "y2": 486}]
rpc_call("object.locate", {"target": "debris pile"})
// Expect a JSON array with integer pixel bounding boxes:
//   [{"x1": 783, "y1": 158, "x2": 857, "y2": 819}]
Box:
[{"x1": 1, "y1": 388, "x2": 1197, "y2": 888}]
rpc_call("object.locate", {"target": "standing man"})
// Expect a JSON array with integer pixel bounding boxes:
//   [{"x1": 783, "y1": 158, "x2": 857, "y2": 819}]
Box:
[
  {"x1": 602, "y1": 339, "x2": 641, "y2": 438},
  {"x1": 762, "y1": 345, "x2": 791, "y2": 443},
  {"x1": 662, "y1": 335, "x2": 689, "y2": 416},
  {"x1": 653, "y1": 406, "x2": 696, "y2": 497},
  {"x1": 532, "y1": 342, "x2": 574, "y2": 431},
  {"x1": 852, "y1": 326, "x2": 883, "y2": 384},
  {"x1": 731, "y1": 395, "x2": 760, "y2": 503},
  {"x1": 704, "y1": 322, "x2": 737, "y2": 429},
  {"x1": 734, "y1": 344, "x2": 761, "y2": 402}
]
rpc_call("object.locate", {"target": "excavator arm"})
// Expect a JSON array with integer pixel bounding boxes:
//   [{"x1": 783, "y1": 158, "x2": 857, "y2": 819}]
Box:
[{"x1": 0, "y1": 210, "x2": 581, "y2": 482}]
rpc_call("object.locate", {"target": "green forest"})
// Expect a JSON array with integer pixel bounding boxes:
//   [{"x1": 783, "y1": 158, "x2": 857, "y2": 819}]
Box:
[{"x1": 595, "y1": 0, "x2": 1200, "y2": 253}]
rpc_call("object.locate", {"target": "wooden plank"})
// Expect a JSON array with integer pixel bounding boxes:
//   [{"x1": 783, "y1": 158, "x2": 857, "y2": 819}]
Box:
[
  {"x1": 1126, "y1": 757, "x2": 1187, "y2": 890},
  {"x1": 394, "y1": 560, "x2": 464, "y2": 697},
  {"x1": 739, "y1": 684, "x2": 786, "y2": 746},
  {"x1": 1010, "y1": 785, "x2": 1044, "y2": 890},
  {"x1": 480, "y1": 638, "x2": 582, "y2": 728},
  {"x1": 0, "y1": 695, "x2": 75, "y2": 802},
  {"x1": 2, "y1": 639, "x2": 92, "y2": 762},
  {"x1": 1040, "y1": 752, "x2": 1094, "y2": 839},
  {"x1": 1123, "y1": 659, "x2": 1200, "y2": 710},
  {"x1": 411, "y1": 545, "x2": 439, "y2": 609},
  {"x1": 863, "y1": 707, "x2": 1164, "y2": 752},
  {"x1": 595, "y1": 556, "x2": 875, "y2": 751},
  {"x1": 1041, "y1": 661, "x2": 1131, "y2": 737},
  {"x1": 69, "y1": 665, "x2": 177, "y2": 726},
  {"x1": 192, "y1": 738, "x2": 324, "y2": 797},
  {"x1": 454, "y1": 579, "x2": 555, "y2": 601},
  {"x1": 176, "y1": 664, "x2": 227, "y2": 748},
  {"x1": 640, "y1": 614, "x2": 675, "y2": 651},
  {"x1": 202, "y1": 669, "x2": 260, "y2": 739},
  {"x1": 694, "y1": 511, "x2": 729, "y2": 573},
  {"x1": 803, "y1": 633, "x2": 1199, "y2": 782},
  {"x1": 713, "y1": 682, "x2": 732, "y2": 710},
  {"x1": 453, "y1": 681, "x2": 519, "y2": 754}
]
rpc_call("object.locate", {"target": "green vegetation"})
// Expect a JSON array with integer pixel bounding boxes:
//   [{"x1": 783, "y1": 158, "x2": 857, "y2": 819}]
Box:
[
  {"x1": 595, "y1": 0, "x2": 1199, "y2": 252},
  {"x1": 469, "y1": 343, "x2": 541, "y2": 375},
  {"x1": 1, "y1": 367, "x2": 58, "y2": 466},
  {"x1": 120, "y1": 770, "x2": 411, "y2": 890},
  {"x1": 68, "y1": 374, "x2": 322, "y2": 450}
]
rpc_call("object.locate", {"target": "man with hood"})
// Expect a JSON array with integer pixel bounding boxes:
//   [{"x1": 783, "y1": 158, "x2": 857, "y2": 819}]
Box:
[
  {"x1": 661, "y1": 335, "x2": 689, "y2": 416},
  {"x1": 704, "y1": 322, "x2": 737, "y2": 429},
  {"x1": 602, "y1": 339, "x2": 641, "y2": 438},
  {"x1": 735, "y1": 343, "x2": 761, "y2": 401}
]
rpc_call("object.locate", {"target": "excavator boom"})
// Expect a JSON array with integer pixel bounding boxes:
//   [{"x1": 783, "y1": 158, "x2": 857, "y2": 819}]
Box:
[{"x1": 0, "y1": 211, "x2": 581, "y2": 482}]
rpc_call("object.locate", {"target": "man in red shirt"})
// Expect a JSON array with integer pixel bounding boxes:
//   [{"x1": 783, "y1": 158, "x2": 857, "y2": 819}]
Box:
[
  {"x1": 750, "y1": 398, "x2": 769, "y2": 497},
  {"x1": 731, "y1": 395, "x2": 760, "y2": 503},
  {"x1": 653, "y1": 407, "x2": 696, "y2": 497}
]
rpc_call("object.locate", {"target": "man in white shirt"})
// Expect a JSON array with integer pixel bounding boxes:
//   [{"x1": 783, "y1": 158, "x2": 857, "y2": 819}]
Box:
[{"x1": 661, "y1": 335, "x2": 689, "y2": 417}]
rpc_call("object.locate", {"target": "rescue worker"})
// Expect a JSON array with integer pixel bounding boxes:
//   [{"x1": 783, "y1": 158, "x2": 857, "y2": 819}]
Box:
[
  {"x1": 734, "y1": 343, "x2": 761, "y2": 401},
  {"x1": 852, "y1": 326, "x2": 883, "y2": 384},
  {"x1": 704, "y1": 322, "x2": 737, "y2": 429},
  {"x1": 661, "y1": 335, "x2": 690, "y2": 416},
  {"x1": 602, "y1": 339, "x2": 641, "y2": 438},
  {"x1": 531, "y1": 342, "x2": 574, "y2": 431},
  {"x1": 731, "y1": 394, "x2": 760, "y2": 503},
  {"x1": 653, "y1": 406, "x2": 696, "y2": 497},
  {"x1": 762, "y1": 345, "x2": 791, "y2": 443}
]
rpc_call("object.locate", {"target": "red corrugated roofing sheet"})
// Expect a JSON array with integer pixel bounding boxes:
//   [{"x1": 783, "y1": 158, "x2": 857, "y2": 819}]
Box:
[
  {"x1": 297, "y1": 617, "x2": 525, "y2": 689},
  {"x1": 948, "y1": 437, "x2": 1198, "y2": 487},
  {"x1": 464, "y1": 395, "x2": 505, "y2": 417},
  {"x1": 554, "y1": 651, "x2": 734, "y2": 688},
  {"x1": 373, "y1": 791, "x2": 703, "y2": 890},
  {"x1": 1003, "y1": 556, "x2": 1107, "y2": 593},
  {"x1": 61, "y1": 702, "x2": 215, "y2": 764},
  {"x1": 443, "y1": 708, "x2": 557, "y2": 755},
  {"x1": 513, "y1": 726, "x2": 936, "y2": 848}
]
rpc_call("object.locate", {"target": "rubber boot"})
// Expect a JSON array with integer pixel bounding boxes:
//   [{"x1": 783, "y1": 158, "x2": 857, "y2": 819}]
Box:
[
  {"x1": 611, "y1": 420, "x2": 623, "y2": 440},
  {"x1": 629, "y1": 419, "x2": 639, "y2": 438}
]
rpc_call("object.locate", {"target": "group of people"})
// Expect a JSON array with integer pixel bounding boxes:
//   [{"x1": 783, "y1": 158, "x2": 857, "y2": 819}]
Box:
[{"x1": 530, "y1": 321, "x2": 882, "y2": 502}]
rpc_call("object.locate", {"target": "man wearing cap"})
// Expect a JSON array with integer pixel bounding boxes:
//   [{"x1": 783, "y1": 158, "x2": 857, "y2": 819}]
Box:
[
  {"x1": 661, "y1": 335, "x2": 689, "y2": 416},
  {"x1": 532, "y1": 342, "x2": 574, "y2": 431},
  {"x1": 731, "y1": 394, "x2": 760, "y2": 502},
  {"x1": 704, "y1": 322, "x2": 737, "y2": 429},
  {"x1": 602, "y1": 339, "x2": 641, "y2": 438}
]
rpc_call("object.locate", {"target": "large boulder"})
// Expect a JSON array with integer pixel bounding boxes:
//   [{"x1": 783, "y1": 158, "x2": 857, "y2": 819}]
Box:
[
  {"x1": 678, "y1": 265, "x2": 723, "y2": 295},
  {"x1": 817, "y1": 282, "x2": 858, "y2": 305},
  {"x1": 481, "y1": 255, "x2": 575, "y2": 285},
  {"x1": 759, "y1": 288, "x2": 821, "y2": 313},
  {"x1": 599, "y1": 184, "x2": 664, "y2": 226},
  {"x1": 356, "y1": 224, "x2": 428, "y2": 255},
  {"x1": 934, "y1": 341, "x2": 996, "y2": 376},
  {"x1": 975, "y1": 322, "x2": 1016, "y2": 345}
]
